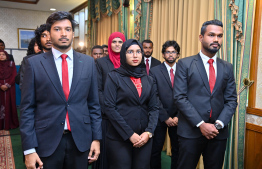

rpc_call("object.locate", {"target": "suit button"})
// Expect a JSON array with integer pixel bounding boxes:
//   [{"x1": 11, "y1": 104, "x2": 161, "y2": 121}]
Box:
[
  {"x1": 210, "y1": 96, "x2": 213, "y2": 99},
  {"x1": 61, "y1": 122, "x2": 64, "y2": 125},
  {"x1": 207, "y1": 110, "x2": 210, "y2": 114}
]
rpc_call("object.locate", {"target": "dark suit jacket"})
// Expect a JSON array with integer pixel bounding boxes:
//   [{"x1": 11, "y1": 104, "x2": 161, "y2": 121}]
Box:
[
  {"x1": 141, "y1": 57, "x2": 161, "y2": 70},
  {"x1": 173, "y1": 54, "x2": 237, "y2": 140},
  {"x1": 8, "y1": 54, "x2": 14, "y2": 62},
  {"x1": 96, "y1": 56, "x2": 114, "y2": 113},
  {"x1": 19, "y1": 50, "x2": 102, "y2": 157},
  {"x1": 104, "y1": 71, "x2": 159, "y2": 141},
  {"x1": 150, "y1": 63, "x2": 178, "y2": 123}
]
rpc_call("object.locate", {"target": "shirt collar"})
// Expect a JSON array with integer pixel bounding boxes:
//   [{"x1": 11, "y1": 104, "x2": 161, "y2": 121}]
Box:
[
  {"x1": 144, "y1": 56, "x2": 152, "y2": 62},
  {"x1": 52, "y1": 47, "x2": 73, "y2": 60},
  {"x1": 164, "y1": 61, "x2": 176, "y2": 71},
  {"x1": 199, "y1": 50, "x2": 217, "y2": 64}
]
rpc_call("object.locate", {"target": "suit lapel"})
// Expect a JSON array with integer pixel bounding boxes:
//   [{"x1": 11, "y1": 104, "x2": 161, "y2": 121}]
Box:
[
  {"x1": 40, "y1": 51, "x2": 66, "y2": 102},
  {"x1": 106, "y1": 56, "x2": 115, "y2": 71},
  {"x1": 160, "y1": 63, "x2": 173, "y2": 89},
  {"x1": 122, "y1": 76, "x2": 140, "y2": 101},
  {"x1": 212, "y1": 58, "x2": 223, "y2": 95},
  {"x1": 195, "y1": 54, "x2": 211, "y2": 94},
  {"x1": 139, "y1": 76, "x2": 149, "y2": 101},
  {"x1": 68, "y1": 51, "x2": 84, "y2": 101}
]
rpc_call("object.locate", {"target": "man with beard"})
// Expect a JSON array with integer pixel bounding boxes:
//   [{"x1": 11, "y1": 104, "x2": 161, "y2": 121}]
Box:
[
  {"x1": 101, "y1": 44, "x2": 108, "y2": 57},
  {"x1": 142, "y1": 40, "x2": 161, "y2": 75},
  {"x1": 149, "y1": 41, "x2": 180, "y2": 169},
  {"x1": 20, "y1": 11, "x2": 102, "y2": 169},
  {"x1": 91, "y1": 45, "x2": 104, "y2": 60},
  {"x1": 174, "y1": 20, "x2": 237, "y2": 169}
]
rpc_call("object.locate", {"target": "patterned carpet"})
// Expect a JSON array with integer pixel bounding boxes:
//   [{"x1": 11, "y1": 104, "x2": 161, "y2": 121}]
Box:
[{"x1": 0, "y1": 130, "x2": 15, "y2": 169}]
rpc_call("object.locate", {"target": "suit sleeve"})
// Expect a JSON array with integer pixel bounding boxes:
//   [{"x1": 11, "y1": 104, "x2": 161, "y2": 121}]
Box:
[
  {"x1": 88, "y1": 59, "x2": 102, "y2": 140},
  {"x1": 149, "y1": 70, "x2": 169, "y2": 122},
  {"x1": 217, "y1": 64, "x2": 237, "y2": 125},
  {"x1": 173, "y1": 59, "x2": 203, "y2": 127},
  {"x1": 104, "y1": 73, "x2": 134, "y2": 141},
  {"x1": 19, "y1": 58, "x2": 38, "y2": 151},
  {"x1": 145, "y1": 76, "x2": 159, "y2": 134},
  {"x1": 96, "y1": 60, "x2": 105, "y2": 114}
]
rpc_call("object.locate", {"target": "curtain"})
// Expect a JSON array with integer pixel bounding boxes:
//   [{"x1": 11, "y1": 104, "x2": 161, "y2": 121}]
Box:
[
  {"x1": 214, "y1": 0, "x2": 256, "y2": 169},
  {"x1": 150, "y1": 0, "x2": 214, "y2": 62}
]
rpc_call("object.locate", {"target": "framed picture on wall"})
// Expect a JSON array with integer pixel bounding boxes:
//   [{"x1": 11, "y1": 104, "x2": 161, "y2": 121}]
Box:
[{"x1": 18, "y1": 28, "x2": 35, "y2": 49}]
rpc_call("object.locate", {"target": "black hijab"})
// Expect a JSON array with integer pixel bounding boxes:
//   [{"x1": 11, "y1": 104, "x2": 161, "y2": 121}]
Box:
[{"x1": 114, "y1": 39, "x2": 146, "y2": 78}]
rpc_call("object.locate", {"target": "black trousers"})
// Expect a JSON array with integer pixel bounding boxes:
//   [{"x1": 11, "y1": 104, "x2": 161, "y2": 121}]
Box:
[
  {"x1": 150, "y1": 123, "x2": 179, "y2": 169},
  {"x1": 107, "y1": 137, "x2": 153, "y2": 169},
  {"x1": 177, "y1": 136, "x2": 227, "y2": 169},
  {"x1": 40, "y1": 132, "x2": 89, "y2": 169}
]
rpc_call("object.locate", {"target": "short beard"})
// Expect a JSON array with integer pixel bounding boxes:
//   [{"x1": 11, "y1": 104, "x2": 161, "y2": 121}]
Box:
[
  {"x1": 165, "y1": 57, "x2": 177, "y2": 64},
  {"x1": 42, "y1": 46, "x2": 51, "y2": 51},
  {"x1": 53, "y1": 43, "x2": 71, "y2": 50},
  {"x1": 204, "y1": 43, "x2": 221, "y2": 54},
  {"x1": 144, "y1": 52, "x2": 152, "y2": 58}
]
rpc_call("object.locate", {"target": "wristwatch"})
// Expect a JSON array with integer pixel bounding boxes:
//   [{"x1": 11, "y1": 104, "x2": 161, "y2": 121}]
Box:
[
  {"x1": 146, "y1": 132, "x2": 152, "y2": 138},
  {"x1": 214, "y1": 123, "x2": 222, "y2": 130}
]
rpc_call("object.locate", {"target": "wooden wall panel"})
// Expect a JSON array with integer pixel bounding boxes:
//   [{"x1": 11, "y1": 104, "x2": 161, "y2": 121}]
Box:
[{"x1": 244, "y1": 123, "x2": 262, "y2": 169}]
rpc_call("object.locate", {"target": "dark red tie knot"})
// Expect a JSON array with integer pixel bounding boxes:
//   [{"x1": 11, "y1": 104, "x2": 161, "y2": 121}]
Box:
[
  {"x1": 208, "y1": 59, "x2": 214, "y2": 65},
  {"x1": 61, "y1": 54, "x2": 68, "y2": 60}
]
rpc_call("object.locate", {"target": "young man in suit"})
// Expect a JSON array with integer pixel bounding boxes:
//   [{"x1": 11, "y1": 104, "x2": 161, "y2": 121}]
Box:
[
  {"x1": 20, "y1": 11, "x2": 102, "y2": 169},
  {"x1": 142, "y1": 39, "x2": 161, "y2": 74},
  {"x1": 91, "y1": 45, "x2": 104, "y2": 60},
  {"x1": 174, "y1": 20, "x2": 237, "y2": 169},
  {"x1": 150, "y1": 41, "x2": 180, "y2": 169}
]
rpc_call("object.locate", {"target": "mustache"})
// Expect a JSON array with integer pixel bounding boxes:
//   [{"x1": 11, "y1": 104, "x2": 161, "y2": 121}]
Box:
[
  {"x1": 45, "y1": 42, "x2": 52, "y2": 45},
  {"x1": 210, "y1": 43, "x2": 220, "y2": 47},
  {"x1": 59, "y1": 38, "x2": 69, "y2": 41}
]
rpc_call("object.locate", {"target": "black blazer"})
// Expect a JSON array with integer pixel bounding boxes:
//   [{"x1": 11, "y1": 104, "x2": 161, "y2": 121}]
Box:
[
  {"x1": 96, "y1": 56, "x2": 114, "y2": 113},
  {"x1": 173, "y1": 54, "x2": 237, "y2": 139},
  {"x1": 8, "y1": 54, "x2": 14, "y2": 62},
  {"x1": 150, "y1": 63, "x2": 178, "y2": 123},
  {"x1": 104, "y1": 71, "x2": 159, "y2": 141},
  {"x1": 141, "y1": 57, "x2": 161, "y2": 70},
  {"x1": 19, "y1": 50, "x2": 102, "y2": 157}
]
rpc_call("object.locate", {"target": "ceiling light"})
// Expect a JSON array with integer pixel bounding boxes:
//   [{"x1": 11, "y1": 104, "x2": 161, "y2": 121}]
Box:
[{"x1": 50, "y1": 8, "x2": 56, "y2": 11}]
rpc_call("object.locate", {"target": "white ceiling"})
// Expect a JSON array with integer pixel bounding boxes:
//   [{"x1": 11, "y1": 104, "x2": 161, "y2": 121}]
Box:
[{"x1": 0, "y1": 0, "x2": 87, "y2": 12}]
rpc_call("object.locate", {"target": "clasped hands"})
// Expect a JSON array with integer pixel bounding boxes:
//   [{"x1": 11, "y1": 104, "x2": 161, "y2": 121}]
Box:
[
  {"x1": 0, "y1": 85, "x2": 8, "y2": 91},
  {"x1": 129, "y1": 132, "x2": 149, "y2": 148},
  {"x1": 199, "y1": 122, "x2": 219, "y2": 140},
  {"x1": 165, "y1": 117, "x2": 178, "y2": 127}
]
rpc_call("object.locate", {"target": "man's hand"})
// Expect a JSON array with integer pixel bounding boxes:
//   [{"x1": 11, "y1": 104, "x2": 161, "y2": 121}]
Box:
[
  {"x1": 165, "y1": 117, "x2": 176, "y2": 127},
  {"x1": 25, "y1": 152, "x2": 43, "y2": 169},
  {"x1": 199, "y1": 122, "x2": 219, "y2": 139},
  {"x1": 129, "y1": 133, "x2": 141, "y2": 145},
  {"x1": 88, "y1": 140, "x2": 100, "y2": 163},
  {"x1": 0, "y1": 85, "x2": 8, "y2": 91},
  {"x1": 173, "y1": 117, "x2": 178, "y2": 126},
  {"x1": 133, "y1": 132, "x2": 149, "y2": 148}
]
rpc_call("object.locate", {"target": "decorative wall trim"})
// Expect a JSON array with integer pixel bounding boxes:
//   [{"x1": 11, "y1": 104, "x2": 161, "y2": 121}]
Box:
[
  {"x1": 69, "y1": 1, "x2": 88, "y2": 14},
  {"x1": 246, "y1": 122, "x2": 262, "y2": 134},
  {"x1": 246, "y1": 107, "x2": 262, "y2": 117}
]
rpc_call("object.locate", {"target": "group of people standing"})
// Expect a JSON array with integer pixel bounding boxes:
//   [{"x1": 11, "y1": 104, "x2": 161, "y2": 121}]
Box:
[{"x1": 15, "y1": 10, "x2": 237, "y2": 169}]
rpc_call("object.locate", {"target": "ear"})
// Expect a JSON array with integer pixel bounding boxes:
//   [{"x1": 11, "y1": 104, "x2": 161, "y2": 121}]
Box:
[
  {"x1": 162, "y1": 53, "x2": 165, "y2": 59},
  {"x1": 73, "y1": 32, "x2": 75, "y2": 39},
  {"x1": 199, "y1": 34, "x2": 203, "y2": 43}
]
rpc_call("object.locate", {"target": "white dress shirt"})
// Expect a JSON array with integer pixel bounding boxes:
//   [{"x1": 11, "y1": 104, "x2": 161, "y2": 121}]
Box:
[
  {"x1": 163, "y1": 61, "x2": 176, "y2": 81},
  {"x1": 144, "y1": 56, "x2": 152, "y2": 68},
  {"x1": 24, "y1": 47, "x2": 74, "y2": 155},
  {"x1": 196, "y1": 50, "x2": 224, "y2": 128}
]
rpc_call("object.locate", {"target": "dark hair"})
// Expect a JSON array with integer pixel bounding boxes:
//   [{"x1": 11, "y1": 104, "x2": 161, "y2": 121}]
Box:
[
  {"x1": 101, "y1": 44, "x2": 108, "y2": 48},
  {"x1": 27, "y1": 38, "x2": 37, "y2": 56},
  {"x1": 162, "y1": 40, "x2": 180, "y2": 54},
  {"x1": 142, "y1": 39, "x2": 153, "y2": 46},
  {"x1": 92, "y1": 45, "x2": 103, "y2": 53},
  {"x1": 34, "y1": 24, "x2": 47, "y2": 51},
  {"x1": 201, "y1": 19, "x2": 223, "y2": 36},
  {"x1": 0, "y1": 39, "x2": 5, "y2": 46},
  {"x1": 46, "y1": 11, "x2": 77, "y2": 32}
]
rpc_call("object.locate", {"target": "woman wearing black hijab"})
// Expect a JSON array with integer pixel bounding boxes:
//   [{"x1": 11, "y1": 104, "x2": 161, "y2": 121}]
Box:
[{"x1": 104, "y1": 39, "x2": 159, "y2": 169}]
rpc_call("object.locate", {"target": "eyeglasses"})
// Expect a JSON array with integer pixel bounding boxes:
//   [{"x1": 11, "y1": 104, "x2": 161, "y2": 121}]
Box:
[
  {"x1": 126, "y1": 50, "x2": 142, "y2": 55},
  {"x1": 165, "y1": 51, "x2": 178, "y2": 55}
]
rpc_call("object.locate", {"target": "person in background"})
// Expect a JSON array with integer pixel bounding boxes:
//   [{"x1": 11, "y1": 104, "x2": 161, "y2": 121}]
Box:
[
  {"x1": 150, "y1": 40, "x2": 180, "y2": 169},
  {"x1": 0, "y1": 50, "x2": 19, "y2": 130},
  {"x1": 101, "y1": 44, "x2": 108, "y2": 57},
  {"x1": 35, "y1": 24, "x2": 52, "y2": 53},
  {"x1": 104, "y1": 39, "x2": 158, "y2": 169},
  {"x1": 174, "y1": 20, "x2": 238, "y2": 169},
  {"x1": 91, "y1": 45, "x2": 104, "y2": 60},
  {"x1": 93, "y1": 32, "x2": 126, "y2": 169},
  {"x1": 0, "y1": 39, "x2": 15, "y2": 62},
  {"x1": 26, "y1": 38, "x2": 42, "y2": 56},
  {"x1": 142, "y1": 39, "x2": 161, "y2": 75}
]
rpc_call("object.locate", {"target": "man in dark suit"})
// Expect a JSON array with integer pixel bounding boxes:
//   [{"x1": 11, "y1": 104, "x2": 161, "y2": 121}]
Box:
[
  {"x1": 150, "y1": 40, "x2": 180, "y2": 169},
  {"x1": 142, "y1": 39, "x2": 161, "y2": 75},
  {"x1": 0, "y1": 39, "x2": 15, "y2": 62},
  {"x1": 19, "y1": 11, "x2": 102, "y2": 169},
  {"x1": 173, "y1": 20, "x2": 237, "y2": 169},
  {"x1": 91, "y1": 45, "x2": 104, "y2": 60}
]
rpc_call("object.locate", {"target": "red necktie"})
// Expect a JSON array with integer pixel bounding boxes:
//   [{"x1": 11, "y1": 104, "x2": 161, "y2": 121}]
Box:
[
  {"x1": 146, "y1": 59, "x2": 149, "y2": 75},
  {"x1": 170, "y1": 68, "x2": 174, "y2": 88},
  {"x1": 208, "y1": 59, "x2": 216, "y2": 118},
  {"x1": 61, "y1": 54, "x2": 71, "y2": 131}
]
